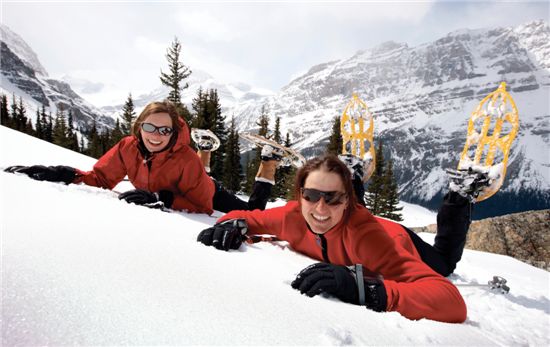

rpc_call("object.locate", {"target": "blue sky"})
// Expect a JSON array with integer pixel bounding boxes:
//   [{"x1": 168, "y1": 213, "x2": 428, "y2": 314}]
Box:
[{"x1": 2, "y1": 1, "x2": 548, "y2": 106}]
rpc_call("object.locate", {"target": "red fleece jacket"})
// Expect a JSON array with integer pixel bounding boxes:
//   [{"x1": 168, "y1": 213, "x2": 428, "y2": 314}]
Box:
[
  {"x1": 74, "y1": 119, "x2": 214, "y2": 214},
  {"x1": 220, "y1": 201, "x2": 467, "y2": 323}
]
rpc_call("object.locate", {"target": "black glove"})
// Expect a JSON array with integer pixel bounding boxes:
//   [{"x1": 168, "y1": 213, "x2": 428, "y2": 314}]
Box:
[
  {"x1": 291, "y1": 263, "x2": 387, "y2": 312},
  {"x1": 4, "y1": 165, "x2": 76, "y2": 184},
  {"x1": 118, "y1": 189, "x2": 174, "y2": 209},
  {"x1": 197, "y1": 219, "x2": 248, "y2": 251}
]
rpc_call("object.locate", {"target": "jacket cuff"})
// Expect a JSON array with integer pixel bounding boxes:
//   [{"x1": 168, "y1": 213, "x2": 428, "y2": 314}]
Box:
[{"x1": 158, "y1": 190, "x2": 174, "y2": 208}]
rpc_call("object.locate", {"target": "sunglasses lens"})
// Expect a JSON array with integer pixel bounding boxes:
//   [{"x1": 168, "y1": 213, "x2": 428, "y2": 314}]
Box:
[
  {"x1": 141, "y1": 123, "x2": 173, "y2": 136},
  {"x1": 158, "y1": 127, "x2": 173, "y2": 136},
  {"x1": 141, "y1": 123, "x2": 156, "y2": 133},
  {"x1": 302, "y1": 188, "x2": 322, "y2": 203},
  {"x1": 301, "y1": 188, "x2": 345, "y2": 205}
]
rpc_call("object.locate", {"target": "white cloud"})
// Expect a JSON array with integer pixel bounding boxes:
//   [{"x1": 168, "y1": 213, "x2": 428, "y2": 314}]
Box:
[{"x1": 174, "y1": 10, "x2": 238, "y2": 42}]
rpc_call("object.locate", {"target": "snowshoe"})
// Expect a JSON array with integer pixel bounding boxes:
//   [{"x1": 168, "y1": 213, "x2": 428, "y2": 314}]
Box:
[
  {"x1": 191, "y1": 128, "x2": 221, "y2": 152},
  {"x1": 338, "y1": 153, "x2": 373, "y2": 184},
  {"x1": 260, "y1": 144, "x2": 285, "y2": 162},
  {"x1": 455, "y1": 82, "x2": 519, "y2": 202},
  {"x1": 240, "y1": 132, "x2": 306, "y2": 168},
  {"x1": 446, "y1": 167, "x2": 492, "y2": 203},
  {"x1": 340, "y1": 93, "x2": 376, "y2": 182}
]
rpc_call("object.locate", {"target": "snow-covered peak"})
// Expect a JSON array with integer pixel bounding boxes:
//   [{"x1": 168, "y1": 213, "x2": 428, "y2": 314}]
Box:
[{"x1": 0, "y1": 24, "x2": 48, "y2": 77}]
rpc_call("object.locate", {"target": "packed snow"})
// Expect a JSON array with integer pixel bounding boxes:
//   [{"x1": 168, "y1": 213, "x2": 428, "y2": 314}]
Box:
[{"x1": 1, "y1": 126, "x2": 549, "y2": 346}]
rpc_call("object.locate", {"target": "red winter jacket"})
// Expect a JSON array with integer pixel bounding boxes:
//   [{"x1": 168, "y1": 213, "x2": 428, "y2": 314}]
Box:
[
  {"x1": 220, "y1": 201, "x2": 467, "y2": 323},
  {"x1": 74, "y1": 119, "x2": 215, "y2": 214}
]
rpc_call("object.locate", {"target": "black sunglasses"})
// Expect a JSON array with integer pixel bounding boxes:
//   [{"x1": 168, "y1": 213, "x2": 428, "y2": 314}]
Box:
[
  {"x1": 301, "y1": 188, "x2": 347, "y2": 206},
  {"x1": 141, "y1": 122, "x2": 174, "y2": 136}
]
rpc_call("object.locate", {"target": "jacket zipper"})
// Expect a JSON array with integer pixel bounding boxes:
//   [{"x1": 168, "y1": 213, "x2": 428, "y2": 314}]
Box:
[{"x1": 315, "y1": 234, "x2": 330, "y2": 263}]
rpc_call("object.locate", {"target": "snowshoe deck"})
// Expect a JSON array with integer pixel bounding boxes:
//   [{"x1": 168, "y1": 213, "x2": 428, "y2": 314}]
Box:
[
  {"x1": 457, "y1": 82, "x2": 519, "y2": 202},
  {"x1": 191, "y1": 128, "x2": 221, "y2": 152},
  {"x1": 240, "y1": 132, "x2": 306, "y2": 168},
  {"x1": 340, "y1": 93, "x2": 376, "y2": 182}
]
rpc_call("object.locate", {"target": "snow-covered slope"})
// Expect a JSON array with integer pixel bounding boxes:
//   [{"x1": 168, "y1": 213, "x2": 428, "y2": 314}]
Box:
[{"x1": 1, "y1": 126, "x2": 549, "y2": 346}]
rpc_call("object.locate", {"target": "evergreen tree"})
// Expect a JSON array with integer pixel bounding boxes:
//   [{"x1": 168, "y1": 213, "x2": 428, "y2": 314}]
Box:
[
  {"x1": 120, "y1": 93, "x2": 135, "y2": 136},
  {"x1": 222, "y1": 117, "x2": 242, "y2": 192},
  {"x1": 190, "y1": 87, "x2": 207, "y2": 130},
  {"x1": 273, "y1": 116, "x2": 282, "y2": 143},
  {"x1": 208, "y1": 89, "x2": 227, "y2": 181},
  {"x1": 110, "y1": 119, "x2": 124, "y2": 147},
  {"x1": 10, "y1": 95, "x2": 18, "y2": 130},
  {"x1": 52, "y1": 108, "x2": 69, "y2": 147},
  {"x1": 0, "y1": 94, "x2": 9, "y2": 127},
  {"x1": 66, "y1": 110, "x2": 79, "y2": 151},
  {"x1": 35, "y1": 108, "x2": 43, "y2": 139},
  {"x1": 379, "y1": 159, "x2": 403, "y2": 221},
  {"x1": 86, "y1": 119, "x2": 102, "y2": 158},
  {"x1": 44, "y1": 111, "x2": 53, "y2": 143},
  {"x1": 17, "y1": 97, "x2": 29, "y2": 133},
  {"x1": 364, "y1": 141, "x2": 386, "y2": 215},
  {"x1": 159, "y1": 37, "x2": 192, "y2": 123},
  {"x1": 326, "y1": 116, "x2": 343, "y2": 155}
]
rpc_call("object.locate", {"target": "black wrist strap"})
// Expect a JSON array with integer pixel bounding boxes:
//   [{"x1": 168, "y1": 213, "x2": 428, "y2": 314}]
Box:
[{"x1": 355, "y1": 264, "x2": 366, "y2": 306}]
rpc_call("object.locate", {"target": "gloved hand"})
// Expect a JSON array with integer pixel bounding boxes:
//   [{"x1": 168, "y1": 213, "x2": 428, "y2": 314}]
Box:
[
  {"x1": 291, "y1": 262, "x2": 387, "y2": 311},
  {"x1": 197, "y1": 219, "x2": 248, "y2": 251},
  {"x1": 4, "y1": 165, "x2": 76, "y2": 184},
  {"x1": 291, "y1": 263, "x2": 359, "y2": 304},
  {"x1": 118, "y1": 189, "x2": 174, "y2": 209}
]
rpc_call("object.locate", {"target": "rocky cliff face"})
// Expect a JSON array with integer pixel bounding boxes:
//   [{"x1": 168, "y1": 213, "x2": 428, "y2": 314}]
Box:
[
  {"x1": 228, "y1": 20, "x2": 550, "y2": 219},
  {"x1": 412, "y1": 209, "x2": 550, "y2": 271},
  {"x1": 0, "y1": 24, "x2": 113, "y2": 131}
]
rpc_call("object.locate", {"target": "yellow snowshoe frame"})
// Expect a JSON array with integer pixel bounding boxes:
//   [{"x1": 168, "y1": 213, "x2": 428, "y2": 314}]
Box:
[
  {"x1": 341, "y1": 93, "x2": 376, "y2": 182},
  {"x1": 459, "y1": 82, "x2": 519, "y2": 202}
]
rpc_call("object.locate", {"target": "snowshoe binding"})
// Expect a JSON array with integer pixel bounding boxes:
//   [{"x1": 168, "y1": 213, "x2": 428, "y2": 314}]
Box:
[
  {"x1": 240, "y1": 132, "x2": 306, "y2": 168},
  {"x1": 454, "y1": 82, "x2": 519, "y2": 202},
  {"x1": 340, "y1": 93, "x2": 376, "y2": 182},
  {"x1": 191, "y1": 128, "x2": 221, "y2": 152}
]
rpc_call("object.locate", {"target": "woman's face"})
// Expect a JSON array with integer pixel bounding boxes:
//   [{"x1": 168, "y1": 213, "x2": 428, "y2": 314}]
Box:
[
  {"x1": 300, "y1": 170, "x2": 348, "y2": 234},
  {"x1": 139, "y1": 112, "x2": 174, "y2": 152}
]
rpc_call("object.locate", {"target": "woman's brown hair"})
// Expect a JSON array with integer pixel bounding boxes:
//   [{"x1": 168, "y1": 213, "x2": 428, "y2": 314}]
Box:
[
  {"x1": 293, "y1": 154, "x2": 357, "y2": 222},
  {"x1": 131, "y1": 100, "x2": 183, "y2": 138}
]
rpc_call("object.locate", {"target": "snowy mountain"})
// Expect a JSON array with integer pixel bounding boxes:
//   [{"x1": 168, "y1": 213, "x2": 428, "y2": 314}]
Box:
[
  {"x1": 0, "y1": 24, "x2": 113, "y2": 131},
  {"x1": 225, "y1": 20, "x2": 550, "y2": 219},
  {"x1": 1, "y1": 125, "x2": 549, "y2": 346},
  {"x1": 99, "y1": 69, "x2": 273, "y2": 122},
  {"x1": 1, "y1": 21, "x2": 548, "y2": 218}
]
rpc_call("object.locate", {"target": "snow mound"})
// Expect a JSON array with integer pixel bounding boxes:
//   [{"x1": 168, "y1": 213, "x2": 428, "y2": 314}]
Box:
[{"x1": 1, "y1": 126, "x2": 549, "y2": 346}]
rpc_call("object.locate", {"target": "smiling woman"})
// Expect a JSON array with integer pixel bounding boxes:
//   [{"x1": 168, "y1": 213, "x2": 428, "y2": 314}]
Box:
[{"x1": 197, "y1": 154, "x2": 477, "y2": 323}]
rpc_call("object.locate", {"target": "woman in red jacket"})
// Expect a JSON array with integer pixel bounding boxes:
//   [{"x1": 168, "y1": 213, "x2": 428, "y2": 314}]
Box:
[
  {"x1": 5, "y1": 101, "x2": 275, "y2": 214},
  {"x1": 197, "y1": 154, "x2": 469, "y2": 323}
]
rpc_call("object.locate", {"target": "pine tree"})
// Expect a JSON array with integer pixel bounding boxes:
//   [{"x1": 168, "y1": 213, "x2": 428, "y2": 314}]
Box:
[
  {"x1": 364, "y1": 141, "x2": 386, "y2": 215},
  {"x1": 160, "y1": 37, "x2": 192, "y2": 123},
  {"x1": 0, "y1": 94, "x2": 9, "y2": 127},
  {"x1": 17, "y1": 97, "x2": 29, "y2": 133},
  {"x1": 52, "y1": 107, "x2": 69, "y2": 147},
  {"x1": 86, "y1": 119, "x2": 102, "y2": 158},
  {"x1": 222, "y1": 117, "x2": 242, "y2": 192},
  {"x1": 379, "y1": 159, "x2": 403, "y2": 221},
  {"x1": 120, "y1": 93, "x2": 135, "y2": 136},
  {"x1": 35, "y1": 108, "x2": 43, "y2": 139},
  {"x1": 110, "y1": 119, "x2": 124, "y2": 147},
  {"x1": 273, "y1": 116, "x2": 282, "y2": 143},
  {"x1": 190, "y1": 87, "x2": 207, "y2": 130},
  {"x1": 44, "y1": 112, "x2": 53, "y2": 143},
  {"x1": 208, "y1": 89, "x2": 227, "y2": 181},
  {"x1": 326, "y1": 116, "x2": 342, "y2": 155},
  {"x1": 9, "y1": 94, "x2": 18, "y2": 130},
  {"x1": 66, "y1": 110, "x2": 79, "y2": 151}
]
